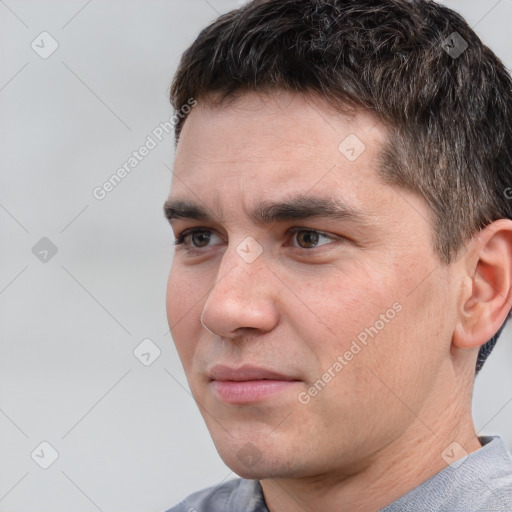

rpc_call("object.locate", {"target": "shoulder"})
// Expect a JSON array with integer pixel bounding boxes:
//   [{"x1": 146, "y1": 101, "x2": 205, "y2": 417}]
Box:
[
  {"x1": 465, "y1": 435, "x2": 512, "y2": 510},
  {"x1": 383, "y1": 436, "x2": 512, "y2": 511},
  {"x1": 163, "y1": 477, "x2": 267, "y2": 512}
]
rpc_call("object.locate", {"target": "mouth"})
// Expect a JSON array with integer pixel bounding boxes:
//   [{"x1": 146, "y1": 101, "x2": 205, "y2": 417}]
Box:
[{"x1": 208, "y1": 364, "x2": 301, "y2": 404}]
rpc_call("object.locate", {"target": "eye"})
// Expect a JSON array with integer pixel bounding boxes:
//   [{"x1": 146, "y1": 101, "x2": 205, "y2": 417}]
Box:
[
  {"x1": 174, "y1": 228, "x2": 223, "y2": 248},
  {"x1": 289, "y1": 228, "x2": 337, "y2": 249},
  {"x1": 174, "y1": 227, "x2": 340, "y2": 252}
]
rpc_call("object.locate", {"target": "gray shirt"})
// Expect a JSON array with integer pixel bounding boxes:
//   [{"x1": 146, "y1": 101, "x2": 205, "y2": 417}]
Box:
[{"x1": 165, "y1": 436, "x2": 512, "y2": 511}]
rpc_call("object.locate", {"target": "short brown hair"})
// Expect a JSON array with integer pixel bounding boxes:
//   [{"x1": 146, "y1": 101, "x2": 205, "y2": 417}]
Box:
[{"x1": 170, "y1": 0, "x2": 512, "y2": 372}]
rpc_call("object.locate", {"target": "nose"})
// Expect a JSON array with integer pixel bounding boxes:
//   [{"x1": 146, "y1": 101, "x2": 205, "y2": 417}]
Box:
[{"x1": 200, "y1": 245, "x2": 280, "y2": 339}]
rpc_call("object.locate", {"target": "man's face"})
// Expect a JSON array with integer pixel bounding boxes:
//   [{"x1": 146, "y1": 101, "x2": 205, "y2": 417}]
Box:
[{"x1": 165, "y1": 92, "x2": 458, "y2": 479}]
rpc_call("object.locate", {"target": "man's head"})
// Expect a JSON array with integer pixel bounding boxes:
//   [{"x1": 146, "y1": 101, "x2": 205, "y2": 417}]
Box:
[
  {"x1": 169, "y1": 0, "x2": 512, "y2": 373},
  {"x1": 164, "y1": 0, "x2": 512, "y2": 482}
]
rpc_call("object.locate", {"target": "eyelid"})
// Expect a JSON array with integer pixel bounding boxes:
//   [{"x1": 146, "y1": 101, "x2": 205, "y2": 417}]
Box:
[{"x1": 287, "y1": 227, "x2": 337, "y2": 238}]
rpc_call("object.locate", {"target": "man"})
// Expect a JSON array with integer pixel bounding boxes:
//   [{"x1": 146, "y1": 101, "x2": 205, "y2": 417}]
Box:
[{"x1": 163, "y1": 0, "x2": 512, "y2": 510}]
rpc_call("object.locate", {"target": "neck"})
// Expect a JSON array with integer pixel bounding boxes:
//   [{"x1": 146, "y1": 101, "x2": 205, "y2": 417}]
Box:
[{"x1": 260, "y1": 383, "x2": 481, "y2": 512}]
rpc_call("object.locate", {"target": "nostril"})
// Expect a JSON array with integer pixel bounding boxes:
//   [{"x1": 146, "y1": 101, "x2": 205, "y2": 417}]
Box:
[{"x1": 200, "y1": 314, "x2": 219, "y2": 336}]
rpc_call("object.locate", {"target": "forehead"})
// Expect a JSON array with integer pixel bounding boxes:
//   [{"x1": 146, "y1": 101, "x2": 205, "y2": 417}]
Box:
[{"x1": 171, "y1": 91, "x2": 390, "y2": 211}]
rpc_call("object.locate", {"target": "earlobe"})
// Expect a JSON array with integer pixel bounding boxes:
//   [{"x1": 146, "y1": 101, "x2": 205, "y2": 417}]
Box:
[{"x1": 453, "y1": 219, "x2": 512, "y2": 350}]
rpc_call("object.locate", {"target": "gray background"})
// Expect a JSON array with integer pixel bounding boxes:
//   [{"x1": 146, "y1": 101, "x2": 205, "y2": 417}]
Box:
[{"x1": 0, "y1": 1, "x2": 511, "y2": 511}]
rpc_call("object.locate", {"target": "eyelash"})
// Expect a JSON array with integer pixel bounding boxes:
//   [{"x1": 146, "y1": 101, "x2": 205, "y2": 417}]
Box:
[{"x1": 173, "y1": 227, "x2": 340, "y2": 250}]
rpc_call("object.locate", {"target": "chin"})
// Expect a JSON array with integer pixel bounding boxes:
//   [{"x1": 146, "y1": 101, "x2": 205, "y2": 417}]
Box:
[
  {"x1": 214, "y1": 439, "x2": 305, "y2": 480},
  {"x1": 224, "y1": 457, "x2": 291, "y2": 480},
  {"x1": 229, "y1": 463, "x2": 272, "y2": 480}
]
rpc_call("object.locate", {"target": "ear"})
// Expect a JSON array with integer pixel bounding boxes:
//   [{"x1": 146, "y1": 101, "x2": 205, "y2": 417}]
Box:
[{"x1": 453, "y1": 219, "x2": 512, "y2": 350}]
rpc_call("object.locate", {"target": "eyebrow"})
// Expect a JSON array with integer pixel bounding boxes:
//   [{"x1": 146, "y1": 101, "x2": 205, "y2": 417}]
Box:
[{"x1": 163, "y1": 195, "x2": 370, "y2": 226}]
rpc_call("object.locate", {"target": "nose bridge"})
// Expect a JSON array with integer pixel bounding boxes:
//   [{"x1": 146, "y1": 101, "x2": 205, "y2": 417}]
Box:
[{"x1": 208, "y1": 241, "x2": 267, "y2": 306}]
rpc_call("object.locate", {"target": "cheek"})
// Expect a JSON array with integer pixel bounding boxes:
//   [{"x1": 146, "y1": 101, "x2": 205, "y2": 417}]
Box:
[
  {"x1": 166, "y1": 265, "x2": 205, "y2": 364},
  {"x1": 286, "y1": 257, "x2": 430, "y2": 398},
  {"x1": 285, "y1": 263, "x2": 391, "y2": 358},
  {"x1": 328, "y1": 261, "x2": 452, "y2": 400},
  {"x1": 166, "y1": 263, "x2": 206, "y2": 320}
]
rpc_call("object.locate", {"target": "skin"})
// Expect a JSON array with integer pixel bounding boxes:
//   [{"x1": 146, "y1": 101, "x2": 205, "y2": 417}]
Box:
[{"x1": 165, "y1": 91, "x2": 512, "y2": 512}]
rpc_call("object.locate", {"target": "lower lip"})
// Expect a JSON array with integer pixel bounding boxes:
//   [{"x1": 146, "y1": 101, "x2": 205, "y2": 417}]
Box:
[{"x1": 211, "y1": 380, "x2": 298, "y2": 404}]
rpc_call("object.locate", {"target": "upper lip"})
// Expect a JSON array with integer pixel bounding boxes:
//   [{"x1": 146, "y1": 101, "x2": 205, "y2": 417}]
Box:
[{"x1": 209, "y1": 364, "x2": 299, "y2": 382}]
